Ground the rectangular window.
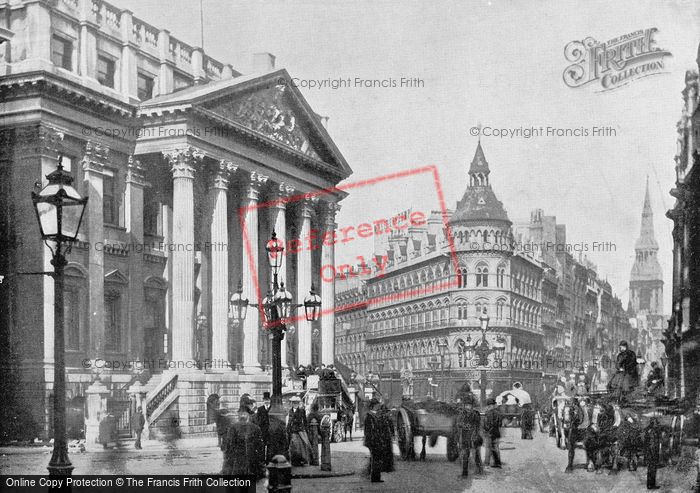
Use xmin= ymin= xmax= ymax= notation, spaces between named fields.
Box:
xmin=137 ymin=72 xmax=155 ymax=100
xmin=103 ymin=173 xmax=116 ymax=225
xmin=97 ymin=55 xmax=116 ymax=88
xmin=52 ymin=35 xmax=72 ymax=70
xmin=105 ymin=292 xmax=121 ymax=351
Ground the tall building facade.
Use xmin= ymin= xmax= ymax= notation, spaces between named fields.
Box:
xmin=629 ymin=180 xmax=666 ymax=365
xmin=0 ymin=0 xmax=351 ymax=441
xmin=665 ymin=49 xmax=700 ymax=400
xmin=360 ymin=142 xmax=547 ymax=402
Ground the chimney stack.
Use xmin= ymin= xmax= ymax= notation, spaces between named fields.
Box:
xmin=252 ymin=52 xmax=276 ymax=73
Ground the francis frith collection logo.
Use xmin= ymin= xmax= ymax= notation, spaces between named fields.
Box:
xmin=563 ymin=28 xmax=672 ymax=91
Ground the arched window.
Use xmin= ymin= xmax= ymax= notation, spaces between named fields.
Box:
xmin=497 ymin=265 xmax=506 ymax=288
xmin=496 ymin=299 xmax=505 ymax=319
xmin=476 ymin=263 xmax=489 ymax=287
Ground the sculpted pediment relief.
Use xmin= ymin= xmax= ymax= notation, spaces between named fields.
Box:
xmin=203 ymin=84 xmax=321 ymax=160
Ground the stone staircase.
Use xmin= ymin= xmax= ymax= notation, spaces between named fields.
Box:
xmin=143 ymin=372 xmax=180 ymax=440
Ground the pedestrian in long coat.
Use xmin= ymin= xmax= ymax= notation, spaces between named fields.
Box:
xmin=132 ymin=406 xmax=146 ymax=449
xmin=287 ymin=396 xmax=312 ymax=466
xmin=364 ymin=398 xmax=383 ymax=483
xmin=482 ymin=398 xmax=502 ymax=468
xmin=458 ymin=393 xmax=483 ymax=477
xmin=255 ymin=392 xmax=271 ymax=461
xmin=643 ymin=417 xmax=662 ymax=490
xmin=378 ymin=404 xmax=394 ymax=472
xmin=222 ymin=407 xmax=265 ymax=478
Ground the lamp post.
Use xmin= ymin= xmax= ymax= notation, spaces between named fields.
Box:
xmin=438 ymin=340 xmax=448 ymax=400
xmin=31 ymin=156 xmax=88 ymax=476
xmin=428 ymin=358 xmax=439 ymax=399
xmin=229 ymin=231 xmax=321 ymax=415
xmin=463 ymin=311 xmax=506 ymax=406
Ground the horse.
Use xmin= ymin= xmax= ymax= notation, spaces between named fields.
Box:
xmin=341 ymin=409 xmax=354 ymax=441
xmin=591 ymin=401 xmax=644 ymax=473
xmin=561 ymin=398 xmax=597 ymax=473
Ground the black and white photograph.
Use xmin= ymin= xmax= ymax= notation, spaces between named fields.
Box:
xmin=0 ymin=1 xmax=699 ymax=492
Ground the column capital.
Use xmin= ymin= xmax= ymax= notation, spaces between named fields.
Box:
xmin=81 ymin=140 xmax=110 ymax=174
xmin=211 ymin=159 xmax=238 ymax=190
xmin=244 ymin=171 xmax=269 ymax=200
xmin=300 ymin=194 xmax=319 ymax=218
xmin=13 ymin=124 xmax=64 ymax=157
xmin=163 ymin=146 xmax=205 ymax=179
xmin=320 ymin=201 xmax=341 ymax=226
xmin=272 ymin=182 xmax=296 ymax=208
xmin=126 ymin=155 xmax=148 ymax=187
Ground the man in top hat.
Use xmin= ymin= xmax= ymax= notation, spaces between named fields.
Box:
xmin=255 ymin=392 xmax=272 ymax=461
xmin=364 ymin=397 xmax=384 ymax=482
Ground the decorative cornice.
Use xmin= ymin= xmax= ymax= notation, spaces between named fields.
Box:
xmin=125 ymin=155 xmax=148 ymax=187
xmin=211 ymin=159 xmax=238 ymax=190
xmin=13 ymin=124 xmax=64 ymax=156
xmin=162 ymin=146 xmax=204 ymax=179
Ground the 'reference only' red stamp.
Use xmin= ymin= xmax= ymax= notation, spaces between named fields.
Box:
xmin=239 ymin=166 xmax=460 ymax=327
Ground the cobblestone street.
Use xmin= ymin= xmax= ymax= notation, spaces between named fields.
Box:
xmin=2 ymin=428 xmax=696 ymax=492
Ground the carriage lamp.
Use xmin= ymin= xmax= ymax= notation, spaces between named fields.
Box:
xmin=304 ymin=285 xmax=322 ymax=322
xmin=266 ymin=231 xmax=284 ymax=273
xmin=32 ymin=155 xmax=88 ymax=476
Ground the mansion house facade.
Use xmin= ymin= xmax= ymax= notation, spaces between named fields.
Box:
xmin=0 ymin=0 xmax=351 ymax=441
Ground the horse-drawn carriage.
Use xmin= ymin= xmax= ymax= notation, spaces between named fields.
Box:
xmin=394 ymin=399 xmax=461 ymax=462
xmin=549 ymin=389 xmax=688 ymax=473
xmin=282 ymin=373 xmax=355 ymax=443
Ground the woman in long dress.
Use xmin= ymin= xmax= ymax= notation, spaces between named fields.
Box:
xmin=287 ymin=396 xmax=313 ymax=466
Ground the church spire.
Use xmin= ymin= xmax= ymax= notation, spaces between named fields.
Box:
xmin=636 ymin=176 xmax=658 ymax=251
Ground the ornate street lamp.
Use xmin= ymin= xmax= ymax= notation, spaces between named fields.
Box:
xmin=229 ymin=231 xmax=322 ymax=414
xmin=31 ymin=156 xmax=88 ymax=476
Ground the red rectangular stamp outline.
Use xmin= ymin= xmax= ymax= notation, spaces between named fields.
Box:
xmin=239 ymin=165 xmax=460 ymax=326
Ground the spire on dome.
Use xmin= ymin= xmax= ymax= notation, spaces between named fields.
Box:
xmin=469 ymin=140 xmax=490 ymax=186
xmin=450 ymin=141 xmax=510 ymax=225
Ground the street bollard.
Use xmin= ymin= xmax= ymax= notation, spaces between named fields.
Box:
xmin=320 ymin=415 xmax=332 ymax=471
xmin=267 ymin=454 xmax=292 ymax=492
xmin=308 ymin=416 xmax=320 ymax=466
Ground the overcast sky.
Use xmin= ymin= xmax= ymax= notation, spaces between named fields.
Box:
xmin=119 ymin=0 xmax=700 ymax=310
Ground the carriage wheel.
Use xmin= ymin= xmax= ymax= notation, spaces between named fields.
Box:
xmin=446 ymin=430 xmax=460 ymax=462
xmin=331 ymin=421 xmax=344 ymax=443
xmin=396 ymin=408 xmax=414 ymax=460
xmin=669 ymin=415 xmax=684 ymax=457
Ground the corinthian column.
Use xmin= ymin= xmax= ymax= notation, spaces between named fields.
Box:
xmin=271 ymin=183 xmax=295 ymax=368
xmin=163 ymin=146 xmax=204 ymax=365
xmin=297 ymin=197 xmax=317 ymax=366
xmin=241 ymin=171 xmax=269 ymax=372
xmin=210 ymin=160 xmax=238 ymax=367
xmin=321 ymin=202 xmax=340 ymax=365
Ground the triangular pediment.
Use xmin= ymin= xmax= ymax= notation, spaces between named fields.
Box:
xmin=140 ymin=70 xmax=352 ymax=178
xmin=202 ymin=84 xmax=322 ymax=160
